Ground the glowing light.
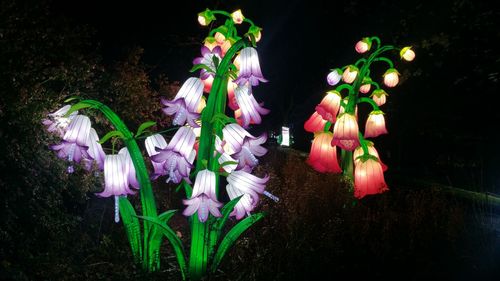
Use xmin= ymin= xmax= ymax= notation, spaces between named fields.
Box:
xmin=400 ymin=46 xmax=415 ymax=61
xmin=342 ymin=65 xmax=358 ymax=83
xmin=383 ymin=68 xmax=400 ymax=88
xmin=315 ymin=90 xmax=341 ymax=123
xmin=364 ymin=111 xmax=388 ymax=138
xmin=307 ymin=131 xmax=342 ymax=173
xmin=354 ymin=157 xmax=388 ymax=199
xmin=355 ymin=37 xmax=372 ymax=54
xmin=231 ymin=9 xmax=244 ymax=24
xmin=371 ymin=89 xmax=388 ymax=106
xmin=331 ymin=113 xmax=360 ymax=151
xmin=280 ymin=126 xmax=290 ymax=146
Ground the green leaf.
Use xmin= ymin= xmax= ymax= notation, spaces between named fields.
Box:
xmin=98 ymin=130 xmax=124 ymax=144
xmin=63 ymin=102 xmax=92 ymax=117
xmin=220 ymin=161 xmax=238 ymax=167
xmin=159 ymin=209 xmax=177 ymax=224
xmin=64 ymin=96 xmax=82 ymax=103
xmin=211 ymin=212 xmax=265 ymax=272
xmin=137 ymin=215 xmax=188 ymax=280
xmin=190 ymin=63 xmax=215 ymax=74
xmin=135 ymin=121 xmax=156 ymax=137
xmin=212 ymin=55 xmax=220 ymax=69
xmin=119 ymin=197 xmax=143 ymax=263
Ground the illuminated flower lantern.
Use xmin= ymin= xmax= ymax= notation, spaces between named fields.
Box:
xmin=400 ymin=46 xmax=416 ymax=61
xmin=327 ymin=68 xmax=343 ymax=86
xmin=161 ymin=77 xmax=203 ymax=127
xmin=359 ymin=77 xmax=372 ymax=94
xmin=144 ymin=134 xmax=168 ymax=179
xmin=315 ymin=90 xmax=341 ymax=123
xmin=234 ymin=47 xmax=268 ymax=86
xmin=371 ymin=89 xmax=388 ymax=106
xmin=304 ymin=112 xmax=327 ymax=133
xmin=183 ymin=169 xmax=222 ymax=222
xmin=383 ymin=68 xmax=400 ymax=87
xmin=197 ymin=9 xmax=216 ymax=26
xmin=342 ymin=65 xmax=358 ymax=83
xmin=233 ymin=84 xmax=269 ymax=127
xmin=51 ymin=115 xmax=92 ymax=173
xmin=83 ymin=128 xmax=106 ymax=171
xmin=97 ymin=154 xmax=136 ymax=197
xmin=355 ymin=37 xmax=372 ymax=54
xmin=231 ymin=9 xmax=244 ymax=24
xmin=119 ymin=147 xmax=140 ymax=189
xmin=307 ymin=132 xmax=342 ymax=173
xmin=222 ymin=123 xmax=267 ymax=171
xmin=354 ymin=156 xmax=388 ymax=199
xmin=227 ymin=80 xmax=239 ymax=110
xmin=203 ymin=37 xmax=218 ymax=51
xmin=43 ymin=105 xmax=78 ymax=138
xmin=226 ymin=170 xmax=268 ymax=219
xmin=353 ymin=142 xmax=388 ymax=171
xmin=364 ymin=111 xmax=388 ymax=138
xmin=331 ymin=113 xmax=360 ymax=151
xmin=248 ymin=25 xmax=262 ymax=42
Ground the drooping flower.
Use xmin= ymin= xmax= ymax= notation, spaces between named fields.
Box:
xmin=331 ymin=113 xmax=360 ymax=151
xmin=231 ymin=9 xmax=244 ymax=24
xmin=222 ymin=123 xmax=267 ymax=171
xmin=364 ymin=111 xmax=388 ymax=138
xmin=197 ymin=9 xmax=216 ymax=26
xmin=342 ymin=65 xmax=359 ymax=83
xmin=233 ymin=47 xmax=268 ymax=86
xmin=119 ymin=147 xmax=139 ymax=189
xmin=304 ymin=112 xmax=328 ymax=133
xmin=161 ymin=77 xmax=203 ymax=127
xmin=400 ymin=46 xmax=415 ymax=61
xmin=315 ymin=90 xmax=341 ymax=123
xmin=42 ymin=105 xmax=78 ymax=138
xmin=145 ymin=134 xmax=168 ymax=179
xmin=383 ymin=68 xmax=400 ymax=88
xmin=182 ymin=169 xmax=222 ymax=222
xmin=353 ymin=142 xmax=388 ymax=171
xmin=51 ymin=115 xmax=92 ymax=173
xmin=227 ymin=80 xmax=240 ymax=111
xmin=97 ymin=154 xmax=135 ymax=197
xmin=359 ymin=77 xmax=372 ymax=94
xmin=193 ymin=46 xmax=222 ymax=80
xmin=248 ymin=25 xmax=262 ymax=42
xmin=307 ymin=132 xmax=342 ymax=173
xmin=371 ymin=89 xmax=388 ymax=106
xmin=151 ymin=127 xmax=196 ymax=184
xmin=355 ymin=37 xmax=372 ymax=54
xmin=234 ymin=83 xmax=270 ymax=128
xmin=327 ymin=69 xmax=343 ymax=86
xmin=203 ymin=37 xmax=218 ymax=51
xmin=226 ymin=170 xmax=269 ymax=219
xmin=83 ymin=128 xmax=106 ymax=171
xmin=354 ymin=156 xmax=388 ymax=199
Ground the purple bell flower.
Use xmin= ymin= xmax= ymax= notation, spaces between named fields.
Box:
xmin=192 ymin=46 xmax=222 ymax=80
xmin=161 ymin=77 xmax=204 ymax=127
xmin=234 ymin=83 xmax=270 ymax=128
xmin=233 ymin=47 xmax=268 ymax=86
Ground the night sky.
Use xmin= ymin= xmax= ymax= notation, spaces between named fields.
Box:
xmin=50 ymin=0 xmax=499 ymax=191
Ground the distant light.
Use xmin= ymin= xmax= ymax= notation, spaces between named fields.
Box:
xmin=280 ymin=126 xmax=290 ymax=146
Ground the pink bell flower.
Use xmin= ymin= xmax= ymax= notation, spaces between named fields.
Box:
xmin=307 ymin=132 xmax=342 ymax=173
xmin=354 ymin=156 xmax=388 ymax=199
xmin=364 ymin=111 xmax=388 ymax=138
xmin=331 ymin=113 xmax=360 ymax=151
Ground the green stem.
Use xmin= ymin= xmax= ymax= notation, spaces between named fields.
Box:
xmin=76 ymin=100 xmax=158 ymax=271
xmin=357 ymin=97 xmax=381 ymax=111
xmin=373 ymin=56 xmax=394 ymax=68
xmin=189 ymin=38 xmax=250 ymax=281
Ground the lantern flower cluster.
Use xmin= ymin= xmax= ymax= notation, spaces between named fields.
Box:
xmin=305 ymin=36 xmax=414 ymax=199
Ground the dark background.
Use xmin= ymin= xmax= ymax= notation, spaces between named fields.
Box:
xmin=49 ymin=0 xmax=500 ymax=192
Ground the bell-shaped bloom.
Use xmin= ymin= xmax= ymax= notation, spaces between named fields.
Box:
xmin=42 ymin=105 xmax=78 ymax=138
xmin=315 ymin=90 xmax=341 ymax=123
xmin=234 ymin=84 xmax=270 ymax=128
xmin=342 ymin=65 xmax=358 ymax=84
xmin=183 ymin=194 xmax=222 ymax=223
xmin=222 ymin=123 xmax=267 ymax=171
xmin=364 ymin=111 xmax=388 ymax=138
xmin=52 ymin=115 xmax=92 ymax=173
xmin=248 ymin=25 xmax=262 ymax=42
xmin=331 ymin=113 xmax=360 ymax=151
xmin=383 ymin=68 xmax=400 ymax=88
xmin=145 ymin=134 xmax=168 ymax=179
xmin=119 ymin=148 xmax=139 ymax=189
xmin=161 ymin=77 xmax=203 ymax=127
xmin=353 ymin=143 xmax=388 ymax=171
xmin=304 ymin=112 xmax=327 ymax=133
xmin=218 ymin=152 xmax=238 ymax=173
xmin=203 ymin=37 xmax=218 ymax=51
xmin=202 ymin=76 xmax=213 ymax=93
xmin=197 ymin=9 xmax=216 ymax=26
xmin=214 ymin=32 xmax=226 ymax=44
xmin=355 ymin=37 xmax=372 ymax=54
xmin=359 ymin=77 xmax=372 ymax=94
xmin=151 ymin=127 xmax=196 ymax=184
xmin=226 ymin=170 xmax=269 ymax=220
xmin=83 ymin=128 xmax=106 ymax=171
xmin=183 ymin=170 xmax=222 ymax=222
xmin=371 ymin=89 xmax=388 ymax=106
xmin=97 ymin=154 xmax=135 ymax=197
xmin=227 ymin=80 xmax=239 ymax=110
xmin=233 ymin=47 xmax=268 ymax=86
xmin=400 ymin=46 xmax=415 ymax=61
xmin=327 ymin=69 xmax=343 ymax=86
xmin=354 ymin=156 xmax=388 ymax=199
xmin=231 ymin=9 xmax=244 ymax=24
xmin=307 ymin=132 xmax=342 ymax=173
xmin=193 ymin=46 xmax=222 ymax=80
